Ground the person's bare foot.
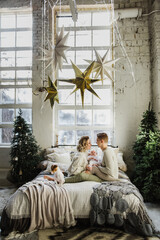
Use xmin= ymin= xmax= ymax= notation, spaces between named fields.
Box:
xmin=85 ymin=170 xmax=92 ymax=174
xmin=44 ymin=175 xmax=49 ymax=179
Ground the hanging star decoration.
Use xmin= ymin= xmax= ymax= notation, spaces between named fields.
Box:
xmin=44 ymin=76 xmax=59 ymax=108
xmin=59 ymin=61 xmax=101 ymax=107
xmin=40 ymin=27 xmax=70 ymax=70
xmin=85 ymin=49 xmax=120 ymax=84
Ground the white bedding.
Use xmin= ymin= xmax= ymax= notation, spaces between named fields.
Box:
xmin=63 ymin=181 xmax=101 ymax=218
xmin=36 ymin=175 xmax=101 ymax=218
xmin=6 ymin=175 xmax=100 ymax=220
xmin=6 ymin=176 xmax=140 ymax=220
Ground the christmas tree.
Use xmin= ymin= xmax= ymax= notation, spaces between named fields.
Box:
xmin=10 ymin=109 xmax=42 ymax=185
xmin=133 ymin=103 xmax=160 ymax=202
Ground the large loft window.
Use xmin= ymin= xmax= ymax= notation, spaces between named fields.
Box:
xmin=54 ymin=5 xmax=114 ymax=145
xmin=0 ymin=9 xmax=32 ymax=145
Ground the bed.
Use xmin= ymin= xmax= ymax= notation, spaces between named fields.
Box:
xmin=0 ymin=146 xmax=157 ymax=237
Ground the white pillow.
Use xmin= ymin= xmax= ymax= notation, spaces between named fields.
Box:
xmin=45 ymin=147 xmax=66 ymax=155
xmin=47 ymin=152 xmax=71 ymax=164
xmin=117 ymin=152 xmax=127 ymax=172
xmin=45 ymin=148 xmax=55 ymax=155
xmin=64 ymin=146 xmax=77 ymax=152
xmin=46 ymin=161 xmax=69 ymax=172
xmin=53 ymin=148 xmax=67 ymax=154
xmin=46 ymin=152 xmax=56 ymax=161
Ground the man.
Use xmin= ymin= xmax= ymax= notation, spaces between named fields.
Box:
xmin=87 ymin=133 xmax=119 ymax=181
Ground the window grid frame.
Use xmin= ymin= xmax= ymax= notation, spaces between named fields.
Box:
xmin=0 ymin=9 xmax=32 ymax=145
xmin=54 ymin=4 xmax=114 ymax=145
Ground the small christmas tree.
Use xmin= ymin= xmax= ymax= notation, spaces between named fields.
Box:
xmin=10 ymin=109 xmax=42 ymax=185
xmin=133 ymin=103 xmax=160 ymax=202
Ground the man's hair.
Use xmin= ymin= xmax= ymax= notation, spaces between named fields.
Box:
xmin=97 ymin=133 xmax=108 ymax=143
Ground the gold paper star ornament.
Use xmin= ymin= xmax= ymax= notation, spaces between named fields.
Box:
xmin=59 ymin=61 xmax=101 ymax=106
xmin=40 ymin=27 xmax=70 ymax=70
xmin=44 ymin=76 xmax=59 ymax=108
xmin=85 ymin=49 xmax=120 ymax=84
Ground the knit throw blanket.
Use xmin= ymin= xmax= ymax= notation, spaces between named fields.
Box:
xmin=90 ymin=180 xmax=156 ymax=237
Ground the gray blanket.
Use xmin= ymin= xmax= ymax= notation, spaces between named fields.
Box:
xmin=90 ymin=179 xmax=156 ymax=237
xmin=19 ymin=179 xmax=76 ymax=231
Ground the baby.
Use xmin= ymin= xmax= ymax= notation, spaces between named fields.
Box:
xmin=87 ymin=150 xmax=99 ymax=166
xmin=86 ymin=149 xmax=102 ymax=173
xmin=44 ymin=164 xmax=65 ymax=186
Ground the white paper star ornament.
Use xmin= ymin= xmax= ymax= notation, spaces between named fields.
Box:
xmin=40 ymin=27 xmax=70 ymax=71
xmin=85 ymin=49 xmax=120 ymax=84
xmin=55 ymin=27 xmax=70 ymax=70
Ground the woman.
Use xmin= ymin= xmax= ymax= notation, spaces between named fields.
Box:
xmin=68 ymin=136 xmax=91 ymax=176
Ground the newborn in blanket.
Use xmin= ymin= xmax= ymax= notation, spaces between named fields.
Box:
xmin=86 ymin=149 xmax=102 ymax=172
xmin=87 ymin=150 xmax=99 ymax=166
xmin=44 ymin=164 xmax=65 ymax=186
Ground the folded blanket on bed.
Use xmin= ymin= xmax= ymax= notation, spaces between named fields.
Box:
xmin=19 ymin=179 xmax=76 ymax=231
xmin=90 ymin=180 xmax=156 ymax=237
xmin=1 ymin=178 xmax=76 ymax=236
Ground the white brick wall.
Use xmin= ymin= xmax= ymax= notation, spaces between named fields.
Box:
xmin=114 ymin=0 xmax=151 ymax=175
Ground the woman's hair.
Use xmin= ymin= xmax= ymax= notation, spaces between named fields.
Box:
xmin=77 ymin=136 xmax=89 ymax=152
xmin=97 ymin=133 xmax=108 ymax=143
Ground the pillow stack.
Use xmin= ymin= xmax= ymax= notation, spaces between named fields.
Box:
xmin=43 ymin=147 xmax=74 ymax=173
xmin=39 ymin=146 xmax=127 ymax=174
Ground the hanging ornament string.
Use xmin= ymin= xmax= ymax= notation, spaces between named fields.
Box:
xmin=114 ymin=20 xmax=136 ymax=84
xmin=42 ymin=0 xmax=46 ymax=88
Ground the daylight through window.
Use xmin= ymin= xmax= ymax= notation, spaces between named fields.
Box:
xmin=54 ymin=5 xmax=114 ymax=145
xmin=0 ymin=9 xmax=32 ymax=145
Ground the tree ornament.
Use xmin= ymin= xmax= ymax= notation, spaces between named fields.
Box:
xmin=59 ymin=61 xmax=101 ymax=106
xmin=44 ymin=76 xmax=59 ymax=108
xmin=85 ymin=49 xmax=120 ymax=84
xmin=40 ymin=27 xmax=70 ymax=70
xmin=19 ymin=169 xmax=22 ymax=176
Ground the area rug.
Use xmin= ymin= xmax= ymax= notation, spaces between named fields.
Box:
xmin=38 ymin=226 xmax=160 ymax=240
xmin=2 ymin=226 xmax=159 ymax=240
